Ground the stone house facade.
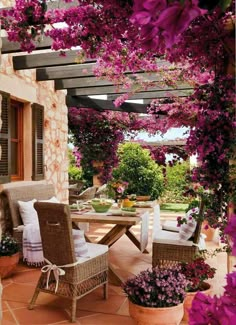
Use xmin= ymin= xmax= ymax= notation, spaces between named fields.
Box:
xmin=0 ymin=11 xmax=69 ymax=234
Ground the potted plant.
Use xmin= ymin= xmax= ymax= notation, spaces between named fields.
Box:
xmin=0 ymin=233 xmax=20 ymax=278
xmin=178 ymin=257 xmax=216 ymax=321
xmin=122 ymin=266 xmax=189 ymax=325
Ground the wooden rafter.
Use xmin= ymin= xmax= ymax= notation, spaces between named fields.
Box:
xmin=13 ymin=51 xmax=96 ymax=70
xmin=1 ymin=36 xmax=52 ymax=54
xmin=107 ymin=89 xmax=192 ymax=100
xmin=66 ymin=96 xmax=150 ymax=113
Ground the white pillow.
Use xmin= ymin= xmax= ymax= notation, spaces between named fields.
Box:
xmin=38 ymin=196 xmax=60 ymax=203
xmin=72 ymin=229 xmax=90 ymax=258
xmin=18 ymin=199 xmax=38 ymax=226
xmin=179 ymin=208 xmax=199 ymax=241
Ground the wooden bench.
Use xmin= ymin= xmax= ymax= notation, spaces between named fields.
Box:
xmin=0 ymin=183 xmax=55 ymax=253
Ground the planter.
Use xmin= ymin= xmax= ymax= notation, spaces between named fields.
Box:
xmin=129 ymin=300 xmax=184 ymax=325
xmin=0 ymin=252 xmax=20 ymax=279
xmin=136 ymin=195 xmax=151 ymax=202
xmin=183 ymin=282 xmax=212 ymax=322
xmin=201 ymin=221 xmax=215 ymax=241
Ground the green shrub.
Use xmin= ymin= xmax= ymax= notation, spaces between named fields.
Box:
xmin=162 ymin=161 xmax=190 ymax=203
xmin=112 ymin=143 xmax=164 ymax=200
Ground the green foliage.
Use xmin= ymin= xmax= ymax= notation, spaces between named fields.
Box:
xmin=68 ymin=148 xmax=83 ymax=181
xmin=0 ymin=233 xmax=19 ymax=256
xmin=112 ymin=143 xmax=164 ymax=200
xmin=162 ymin=161 xmax=191 ymax=203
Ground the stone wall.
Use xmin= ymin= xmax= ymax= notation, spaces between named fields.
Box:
xmin=0 ymin=54 xmax=69 ymax=202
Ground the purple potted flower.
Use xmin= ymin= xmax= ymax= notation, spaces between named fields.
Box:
xmin=122 ymin=266 xmax=189 ymax=325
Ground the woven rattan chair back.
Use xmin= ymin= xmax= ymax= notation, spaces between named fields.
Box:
xmin=1 ymin=184 xmax=55 ymax=229
xmin=34 ymin=202 xmax=76 ymax=266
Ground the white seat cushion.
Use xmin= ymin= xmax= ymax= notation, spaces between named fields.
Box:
xmin=162 ymin=220 xmax=179 ymax=232
xmin=77 ymin=243 xmax=108 ymax=263
xmin=153 ymin=230 xmax=194 ymax=246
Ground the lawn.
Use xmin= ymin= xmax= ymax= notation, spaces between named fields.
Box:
xmin=160 ymin=203 xmax=188 ymax=213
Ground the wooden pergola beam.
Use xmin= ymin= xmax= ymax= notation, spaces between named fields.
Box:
xmin=107 ymin=89 xmax=192 ymax=100
xmin=66 ymin=96 xmax=149 ymax=113
xmin=12 ymin=50 xmax=96 ymax=70
xmin=36 ymin=63 xmax=96 ymax=80
xmin=40 ymin=69 xmax=165 ymax=82
xmin=1 ymin=36 xmax=52 ymax=54
xmin=55 ymin=75 xmax=186 ymax=90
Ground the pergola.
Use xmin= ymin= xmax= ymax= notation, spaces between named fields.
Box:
xmin=1 ymin=35 xmax=192 ymax=114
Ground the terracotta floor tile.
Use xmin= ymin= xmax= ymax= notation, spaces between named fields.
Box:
xmin=76 ymin=293 xmax=126 ymax=314
xmin=5 ymin=301 xmax=28 ymax=310
xmin=2 ymin=310 xmax=17 ymax=324
xmin=2 ymin=283 xmax=35 ymax=303
xmin=11 ymin=305 xmax=69 ymax=324
xmin=11 ymin=269 xmax=41 ymax=284
xmin=78 ymin=313 xmax=136 ymax=325
xmin=116 ymin=297 xmax=129 ymax=316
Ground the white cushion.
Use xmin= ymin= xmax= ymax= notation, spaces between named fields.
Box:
xmin=38 ymin=196 xmax=60 ymax=203
xmin=18 ymin=199 xmax=38 ymax=226
xmin=77 ymin=243 xmax=108 ymax=263
xmin=72 ymin=229 xmax=89 ymax=258
xmin=153 ymin=230 xmax=194 ymax=246
xmin=162 ymin=220 xmax=179 ymax=232
xmin=179 ymin=208 xmax=198 ymax=241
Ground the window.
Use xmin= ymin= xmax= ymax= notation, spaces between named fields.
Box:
xmin=10 ymin=100 xmax=24 ymax=181
xmin=0 ymin=91 xmax=44 ymax=183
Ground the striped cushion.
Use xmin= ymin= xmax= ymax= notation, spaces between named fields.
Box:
xmin=72 ymin=229 xmax=90 ymax=258
xmin=179 ymin=208 xmax=198 ymax=241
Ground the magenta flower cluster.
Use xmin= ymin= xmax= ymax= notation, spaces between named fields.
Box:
xmin=225 ymin=214 xmax=236 ymax=255
xmin=178 ymin=257 xmax=216 ymax=292
xmin=122 ymin=266 xmax=189 ymax=308
xmin=189 ymin=271 xmax=236 ymax=325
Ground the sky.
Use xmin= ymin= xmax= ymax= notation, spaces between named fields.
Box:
xmin=134 ymin=127 xmax=189 ymax=142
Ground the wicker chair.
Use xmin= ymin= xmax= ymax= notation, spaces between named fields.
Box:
xmin=29 ymin=202 xmax=108 ymax=322
xmin=152 ymin=201 xmax=205 ymax=268
xmin=75 ymin=186 xmax=98 ymax=201
xmin=0 ymin=184 xmax=55 ymax=252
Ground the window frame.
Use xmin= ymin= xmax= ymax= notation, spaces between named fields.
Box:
xmin=10 ymin=99 xmax=24 ymax=181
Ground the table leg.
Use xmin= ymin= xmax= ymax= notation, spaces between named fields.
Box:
xmin=125 ymin=228 xmax=149 ymax=254
xmin=98 ymin=225 xmax=127 ymax=247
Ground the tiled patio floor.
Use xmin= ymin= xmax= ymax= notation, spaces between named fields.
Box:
xmin=2 ymin=214 xmax=228 ymax=324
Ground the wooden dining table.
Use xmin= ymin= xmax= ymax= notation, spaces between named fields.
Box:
xmin=71 ymin=208 xmax=150 ymax=285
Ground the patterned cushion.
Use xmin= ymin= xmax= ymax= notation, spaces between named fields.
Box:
xmin=179 ymin=208 xmax=199 ymax=241
xmin=72 ymin=229 xmax=90 ymax=258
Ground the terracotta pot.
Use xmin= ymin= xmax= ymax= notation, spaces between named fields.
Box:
xmin=129 ymin=300 xmax=184 ymax=325
xmin=0 ymin=252 xmax=20 ymax=279
xmin=183 ymin=282 xmax=212 ymax=322
xmin=201 ymin=221 xmax=215 ymax=241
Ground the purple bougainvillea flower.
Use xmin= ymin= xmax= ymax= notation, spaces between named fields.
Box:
xmin=156 ymin=1 xmax=206 ymax=47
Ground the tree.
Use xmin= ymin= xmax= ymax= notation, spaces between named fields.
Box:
xmin=162 ymin=161 xmax=191 ymax=203
xmin=112 ymin=143 xmax=164 ymax=200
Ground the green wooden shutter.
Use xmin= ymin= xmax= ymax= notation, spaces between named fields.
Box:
xmin=32 ymin=103 xmax=45 ymax=180
xmin=0 ymin=91 xmax=11 ymax=183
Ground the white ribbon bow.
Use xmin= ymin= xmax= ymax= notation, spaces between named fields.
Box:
xmin=41 ymin=258 xmax=81 ymax=293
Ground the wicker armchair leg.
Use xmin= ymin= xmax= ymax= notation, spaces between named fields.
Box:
xmin=71 ymin=297 xmax=77 ymax=323
xmin=103 ymin=282 xmax=108 ymax=299
xmin=28 ymin=288 xmax=40 ymax=310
